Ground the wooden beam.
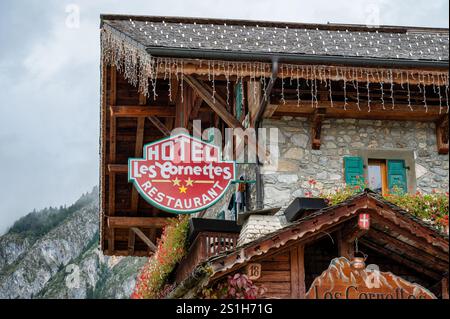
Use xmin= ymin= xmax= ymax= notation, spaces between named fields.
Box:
xmin=130 ymin=116 xmax=145 ymax=213
xmin=148 ymin=228 xmax=157 ymax=254
xmin=247 ymin=80 xmax=262 ymax=126
xmin=274 ymin=101 xmax=445 ymax=121
xmin=369 ymin=227 xmax=448 ymax=270
xmin=108 ymin=66 xmax=117 ymax=217
xmin=148 ymin=116 xmax=171 ymax=136
xmin=360 ymin=239 xmax=442 ymax=281
xmin=341 ymin=221 xmax=369 ymax=244
xmin=100 ymin=62 xmax=107 ymax=252
xmin=263 ymin=104 xmax=279 ymax=118
xmin=436 ymin=115 xmax=449 ymax=154
xmin=128 ymin=229 xmax=135 ymax=255
xmin=311 ymin=108 xmax=326 ymax=150
xmin=337 ymin=229 xmax=355 ymax=259
xmin=152 ymin=61 xmax=445 ymax=85
xmin=107 ymin=66 xmax=117 ymax=255
xmin=131 ymin=227 xmax=157 ymax=252
xmin=298 ymin=245 xmax=306 ymax=299
xmin=184 ymin=75 xmax=244 ymax=129
xmin=107 ymin=164 xmax=128 ymax=174
xmin=370 ymin=209 xmax=449 ymax=255
xmin=110 ymin=106 xmax=176 ymax=117
xmin=290 ymin=247 xmax=300 ymax=299
xmin=107 ymin=216 xmax=170 ymax=228
xmin=190 ymin=96 xmax=204 ymax=120
xmin=442 ymin=277 xmax=449 ymax=299
xmin=108 ymin=228 xmax=115 ymax=254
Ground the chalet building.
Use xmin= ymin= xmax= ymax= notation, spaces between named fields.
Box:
xmin=99 ymin=15 xmax=449 ymax=298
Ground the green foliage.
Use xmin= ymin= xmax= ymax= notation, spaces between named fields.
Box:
xmin=131 ymin=215 xmax=190 ymax=299
xmin=321 ymin=183 xmax=449 ymax=230
xmin=8 ymin=188 xmax=97 ymax=239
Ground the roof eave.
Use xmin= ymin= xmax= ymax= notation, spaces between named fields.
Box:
xmin=145 ymin=46 xmax=449 ymax=70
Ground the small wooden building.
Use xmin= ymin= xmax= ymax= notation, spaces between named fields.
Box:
xmin=169 ymin=190 xmax=449 ymax=299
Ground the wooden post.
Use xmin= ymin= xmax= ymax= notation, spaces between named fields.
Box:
xmin=337 ymin=230 xmax=355 ymax=259
xmin=290 ymin=247 xmax=300 ymax=299
xmin=108 ymin=66 xmax=117 ymax=254
xmin=247 ymin=80 xmax=261 ymax=126
xmin=436 ymin=115 xmax=449 ymax=154
xmin=442 ymin=277 xmax=449 ymax=299
xmin=298 ymin=245 xmax=306 ymax=299
xmin=311 ymin=108 xmax=326 ymax=150
xmin=290 ymin=244 xmax=306 ymax=299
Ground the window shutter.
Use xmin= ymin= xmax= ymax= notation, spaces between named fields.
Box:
xmin=387 ymin=160 xmax=408 ymax=194
xmin=344 ymin=157 xmax=364 ymax=186
xmin=235 ymin=81 xmax=243 ymax=120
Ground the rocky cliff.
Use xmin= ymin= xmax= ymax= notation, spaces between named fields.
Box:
xmin=0 ymin=188 xmax=147 ymax=299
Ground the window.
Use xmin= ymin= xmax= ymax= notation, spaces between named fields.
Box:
xmin=344 ymin=152 xmax=411 ymax=194
xmin=367 ymin=160 xmax=387 ymax=195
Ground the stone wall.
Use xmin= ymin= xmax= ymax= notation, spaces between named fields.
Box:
xmin=261 ymin=117 xmax=449 ymax=211
xmin=237 ymin=214 xmax=284 ymax=246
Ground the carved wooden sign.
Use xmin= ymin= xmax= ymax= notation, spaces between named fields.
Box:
xmin=246 ymin=263 xmax=262 ymax=281
xmin=306 ymin=257 xmax=436 ymax=299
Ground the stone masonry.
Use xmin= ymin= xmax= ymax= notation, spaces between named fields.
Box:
xmin=261 ymin=117 xmax=449 ymax=211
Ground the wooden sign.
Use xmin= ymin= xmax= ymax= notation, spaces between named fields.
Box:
xmin=129 ymin=133 xmax=235 ymax=214
xmin=306 ymin=257 xmax=436 ymax=299
xmin=246 ymin=263 xmax=262 ymax=281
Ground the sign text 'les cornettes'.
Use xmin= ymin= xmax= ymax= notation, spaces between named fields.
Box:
xmin=129 ymin=134 xmax=235 ymax=214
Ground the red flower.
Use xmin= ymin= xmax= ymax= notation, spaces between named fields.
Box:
xmin=308 ymin=179 xmax=317 ymax=186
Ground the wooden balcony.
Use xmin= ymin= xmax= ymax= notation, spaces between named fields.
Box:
xmin=176 ymin=231 xmax=240 ymax=283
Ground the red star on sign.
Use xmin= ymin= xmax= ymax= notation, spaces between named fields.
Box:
xmin=358 ymin=213 xmax=370 ymax=230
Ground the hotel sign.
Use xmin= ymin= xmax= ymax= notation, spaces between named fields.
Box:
xmin=129 ymin=134 xmax=235 ymax=214
xmin=306 ymin=257 xmax=436 ymax=299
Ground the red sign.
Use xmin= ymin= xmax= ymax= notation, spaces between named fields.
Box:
xmin=358 ymin=213 xmax=371 ymax=230
xmin=129 ymin=134 xmax=235 ymax=214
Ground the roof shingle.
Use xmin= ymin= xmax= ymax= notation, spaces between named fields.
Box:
xmin=102 ymin=15 xmax=449 ymax=62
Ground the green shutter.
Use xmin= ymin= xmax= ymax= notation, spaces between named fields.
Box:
xmin=387 ymin=160 xmax=407 ymax=194
xmin=235 ymin=81 xmax=243 ymax=120
xmin=344 ymin=157 xmax=364 ymax=186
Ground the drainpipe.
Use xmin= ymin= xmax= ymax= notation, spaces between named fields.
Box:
xmin=254 ymin=59 xmax=279 ymax=210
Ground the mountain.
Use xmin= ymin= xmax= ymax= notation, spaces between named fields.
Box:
xmin=0 ymin=187 xmax=147 ymax=299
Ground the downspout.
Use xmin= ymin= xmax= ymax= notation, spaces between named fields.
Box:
xmin=254 ymin=59 xmax=279 ymax=210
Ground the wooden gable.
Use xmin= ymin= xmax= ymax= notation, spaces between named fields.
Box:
xmin=186 ymin=191 xmax=449 ymax=299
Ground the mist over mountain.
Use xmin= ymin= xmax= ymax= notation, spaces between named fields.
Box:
xmin=0 ymin=187 xmax=146 ymax=299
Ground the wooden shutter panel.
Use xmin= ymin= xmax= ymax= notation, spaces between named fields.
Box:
xmin=235 ymin=81 xmax=243 ymax=120
xmin=387 ymin=160 xmax=408 ymax=194
xmin=344 ymin=157 xmax=364 ymax=186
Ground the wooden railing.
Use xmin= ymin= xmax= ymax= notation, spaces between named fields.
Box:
xmin=176 ymin=232 xmax=240 ymax=283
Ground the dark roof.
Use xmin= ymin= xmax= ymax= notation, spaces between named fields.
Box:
xmin=206 ymin=189 xmax=448 ymax=272
xmin=101 ymin=14 xmax=449 ymax=63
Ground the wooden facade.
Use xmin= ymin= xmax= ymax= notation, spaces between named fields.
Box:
xmin=171 ymin=191 xmax=448 ymax=299
xmin=100 ymin=15 xmax=448 ymax=261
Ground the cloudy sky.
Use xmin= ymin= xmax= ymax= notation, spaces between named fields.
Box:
xmin=0 ymin=0 xmax=448 ymax=234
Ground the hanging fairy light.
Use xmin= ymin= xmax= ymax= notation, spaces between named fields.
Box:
xmin=101 ymin=23 xmax=449 ymax=114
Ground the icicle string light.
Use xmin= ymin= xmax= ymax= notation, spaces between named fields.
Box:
xmin=101 ymin=25 xmax=449 ymax=112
